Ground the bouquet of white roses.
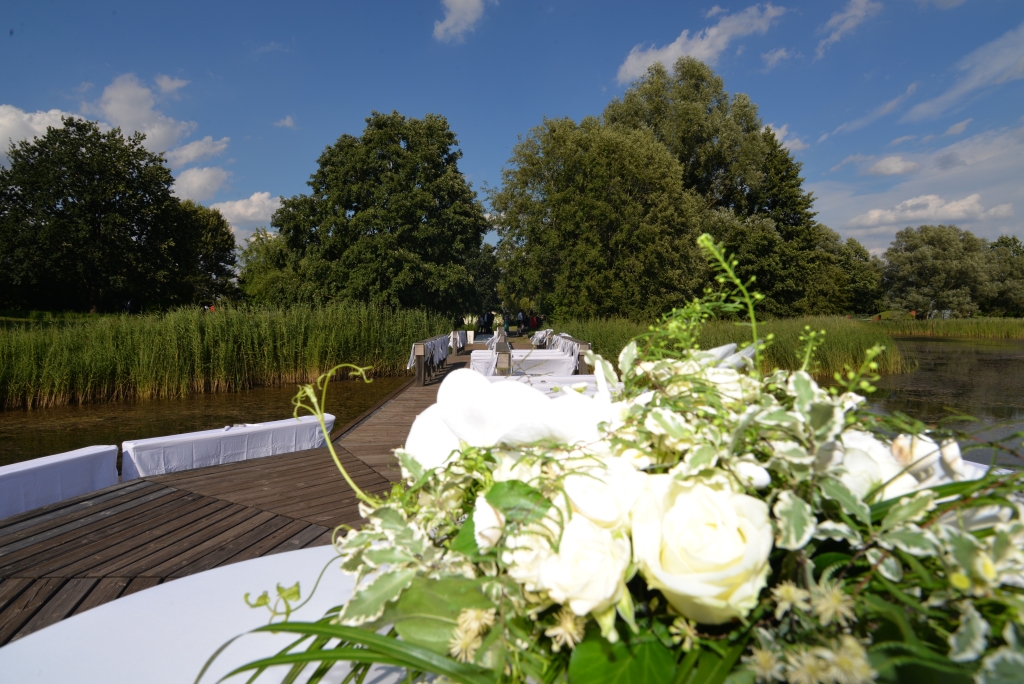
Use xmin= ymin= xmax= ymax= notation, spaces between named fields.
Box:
xmin=221 ymin=236 xmax=1024 ymax=684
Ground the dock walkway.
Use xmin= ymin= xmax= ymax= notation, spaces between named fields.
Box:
xmin=0 ymin=354 xmax=469 ymax=644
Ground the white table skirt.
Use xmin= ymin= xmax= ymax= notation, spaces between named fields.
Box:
xmin=0 ymin=446 xmax=118 ymax=520
xmin=405 ymin=335 xmax=450 ymax=370
xmin=510 ymin=350 xmax=577 ymax=376
xmin=0 ymin=545 xmax=401 ymax=684
xmin=121 ymin=415 xmax=335 ymax=481
xmin=470 ymin=350 xmax=499 ymax=376
xmin=487 ymin=375 xmax=600 ymax=397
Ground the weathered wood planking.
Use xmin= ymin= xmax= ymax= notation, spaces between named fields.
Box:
xmin=0 ymin=354 xmax=465 ymax=644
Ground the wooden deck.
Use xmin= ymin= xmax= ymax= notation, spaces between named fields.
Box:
xmin=0 ymin=354 xmax=467 ymax=645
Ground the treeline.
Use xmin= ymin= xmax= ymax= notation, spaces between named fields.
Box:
xmin=0 ymin=119 xmax=236 ymax=313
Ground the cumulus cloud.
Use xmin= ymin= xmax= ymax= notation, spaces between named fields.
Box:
xmin=155 ymin=75 xmax=189 ymax=95
xmin=433 ymin=0 xmax=487 ymax=43
xmin=766 ymin=123 xmax=808 ymax=151
xmin=616 ymin=4 xmax=786 ymax=84
xmin=211 ymin=191 xmax=282 ymax=229
xmin=905 ymin=22 xmax=1024 ymax=121
xmin=944 ymin=118 xmax=972 ymax=136
xmin=890 ymin=135 xmax=917 ymax=146
xmin=819 ymin=83 xmax=917 ymax=141
xmin=164 ymin=136 xmax=229 ymax=167
xmin=816 ymin=0 xmax=882 ymax=59
xmin=867 ymin=156 xmax=921 ymax=175
xmin=848 ymin=193 xmax=1012 ymax=228
xmin=83 ymin=74 xmax=196 ymax=152
xmin=762 ymin=47 xmax=793 ymax=70
xmin=273 ymin=115 xmax=295 ymax=128
xmin=172 ymin=167 xmax=231 ymax=202
xmin=0 ymin=105 xmax=76 ymax=164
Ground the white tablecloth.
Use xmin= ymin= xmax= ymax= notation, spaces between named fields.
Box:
xmin=0 ymin=545 xmax=400 ymax=684
xmin=0 ymin=446 xmax=118 ymax=520
xmin=548 ymin=333 xmax=581 ymax=361
xmin=450 ymin=330 xmax=467 ymax=351
xmin=470 ymin=350 xmax=499 ymax=376
xmin=487 ymin=375 xmax=600 ymax=397
xmin=510 ymin=349 xmax=577 ymax=376
xmin=530 ymin=329 xmax=554 ymax=347
xmin=405 ymin=334 xmax=450 ymax=370
xmin=121 ymin=415 xmax=335 ymax=481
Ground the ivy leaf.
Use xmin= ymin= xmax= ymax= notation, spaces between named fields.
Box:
xmin=814 ymin=520 xmax=863 ymax=546
xmin=486 ymin=480 xmax=552 ymax=524
xmin=948 ymin=601 xmax=991 ymax=663
xmin=878 ymin=524 xmax=939 ymax=558
xmin=338 ymin=568 xmax=416 ymax=626
xmin=568 ymin=630 xmax=676 ymax=684
xmin=880 ymin=491 xmax=937 ymax=532
xmin=773 ymin=491 xmax=816 ymax=551
xmin=819 ymin=477 xmax=871 ymax=525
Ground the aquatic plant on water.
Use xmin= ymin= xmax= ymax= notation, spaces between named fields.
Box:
xmin=212 ymin=235 xmax=1024 ymax=683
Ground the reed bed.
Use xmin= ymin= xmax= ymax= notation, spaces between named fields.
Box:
xmin=554 ymin=315 xmax=911 ymax=378
xmin=878 ymin=318 xmax=1024 ymax=339
xmin=0 ymin=303 xmax=449 ymax=409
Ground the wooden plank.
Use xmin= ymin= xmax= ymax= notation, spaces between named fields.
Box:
xmin=12 ymin=578 xmax=98 ymax=640
xmin=138 ymin=509 xmax=277 ymax=578
xmin=0 ymin=578 xmax=64 ymax=645
xmin=168 ymin=514 xmax=292 ymax=578
xmin=329 ymin=377 xmax=416 ymax=440
xmin=306 ymin=529 xmax=335 ymax=548
xmin=0 ymin=480 xmax=151 ymax=536
xmin=71 ymin=577 xmax=128 ymax=616
xmin=121 ymin=576 xmax=160 ymax=597
xmin=266 ymin=524 xmax=328 ymax=555
xmin=0 ymin=578 xmax=33 ymax=614
xmin=218 ymin=519 xmax=310 ymax=567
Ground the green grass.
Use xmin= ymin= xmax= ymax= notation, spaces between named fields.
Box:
xmin=553 ymin=315 xmax=911 ymax=378
xmin=878 ymin=318 xmax=1024 ymax=339
xmin=0 ymin=303 xmax=449 ymax=409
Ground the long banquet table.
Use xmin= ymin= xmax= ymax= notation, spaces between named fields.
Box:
xmin=0 ymin=445 xmax=119 ymax=519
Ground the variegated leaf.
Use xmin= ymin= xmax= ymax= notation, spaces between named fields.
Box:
xmin=949 ymin=601 xmax=991 ymax=663
xmin=880 ymin=490 xmax=937 ymax=532
xmin=773 ymin=491 xmax=816 ymax=551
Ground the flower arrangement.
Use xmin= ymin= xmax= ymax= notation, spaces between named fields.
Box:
xmin=218 ymin=236 xmax=1024 ymax=684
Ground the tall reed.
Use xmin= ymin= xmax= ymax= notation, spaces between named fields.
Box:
xmin=878 ymin=318 xmax=1024 ymax=339
xmin=553 ymin=315 xmax=911 ymax=378
xmin=0 ymin=303 xmax=449 ymax=409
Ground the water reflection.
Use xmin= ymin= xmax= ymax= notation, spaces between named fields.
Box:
xmin=0 ymin=376 xmax=409 ymax=468
xmin=870 ymin=337 xmax=1024 ymax=466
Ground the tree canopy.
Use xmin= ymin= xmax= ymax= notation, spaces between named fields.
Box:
xmin=0 ymin=117 xmax=236 ymax=311
xmin=249 ymin=111 xmax=488 ymax=316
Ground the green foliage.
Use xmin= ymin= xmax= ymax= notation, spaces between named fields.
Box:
xmin=0 ymin=117 xmax=236 ymax=311
xmin=490 ymin=116 xmax=706 ymax=319
xmin=879 ymin=317 xmax=1024 ymax=338
xmin=0 ymin=302 xmax=447 ymax=408
xmin=254 ymin=110 xmax=487 ymax=316
xmin=568 ymin=630 xmax=676 ymax=684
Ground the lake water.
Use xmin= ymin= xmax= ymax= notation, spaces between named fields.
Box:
xmin=871 ymin=337 xmax=1024 ymax=466
xmin=0 ymin=376 xmax=409 ymax=468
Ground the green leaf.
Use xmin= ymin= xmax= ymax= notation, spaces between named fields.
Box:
xmin=813 ymin=520 xmax=863 ymax=546
xmin=978 ymin=647 xmax=1024 ymax=684
xmin=772 ymin=491 xmax=816 ymax=551
xmin=450 ymin=516 xmax=484 ymax=560
xmin=486 ymin=480 xmax=552 ymax=524
xmin=338 ymin=568 xmax=415 ymax=626
xmin=363 ymin=547 xmax=417 ymax=567
xmin=619 ymin=341 xmax=637 ymax=376
xmin=878 ymin=525 xmax=938 ymax=558
xmin=866 ymin=549 xmax=903 ymax=582
xmin=389 ymin=576 xmax=494 ymax=654
xmin=689 ymin=634 xmax=751 ymax=684
xmin=277 ymin=582 xmax=301 ymax=603
xmin=568 ymin=630 xmax=676 ymax=684
xmin=948 ymin=602 xmax=990 ymax=663
xmin=880 ymin=491 xmax=936 ymax=532
xmin=819 ymin=477 xmax=871 ymax=525
xmin=397 ymin=449 xmax=425 ymax=481
xmin=813 ymin=552 xmax=854 ymax=578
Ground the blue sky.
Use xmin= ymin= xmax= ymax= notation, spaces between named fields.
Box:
xmin=2 ymin=0 xmax=1022 ymax=252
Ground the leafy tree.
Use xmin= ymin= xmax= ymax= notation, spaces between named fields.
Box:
xmin=171 ymin=200 xmax=238 ymax=303
xmin=985 ymin=235 xmax=1024 ymax=316
xmin=467 ymin=243 xmax=501 ymax=313
xmin=490 ymin=116 xmax=705 ymax=320
xmin=882 ymin=225 xmax=995 ymax=317
xmin=266 ymin=111 xmax=487 ymax=316
xmin=237 ymin=228 xmax=303 ymax=305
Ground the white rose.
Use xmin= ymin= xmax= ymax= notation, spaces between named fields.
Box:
xmin=402 ymin=403 xmax=462 ymax=471
xmin=539 ymin=515 xmax=631 ymax=616
xmin=631 ymin=476 xmax=773 ymax=624
xmin=492 ymin=453 xmax=543 ymax=484
xmin=502 ymin=529 xmax=555 ymax=592
xmin=734 ymin=461 xmax=771 ymax=489
xmin=563 ymin=457 xmax=644 ymax=531
xmin=839 ymin=431 xmax=927 ymax=500
xmin=472 ymin=495 xmax=505 ymax=551
xmin=891 ymin=434 xmax=966 ymax=486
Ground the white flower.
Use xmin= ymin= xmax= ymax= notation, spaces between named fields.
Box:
xmin=734 ymin=461 xmax=771 ymax=489
xmin=472 ymin=495 xmax=505 ymax=551
xmin=839 ymin=430 xmax=919 ymax=500
xmin=631 ymin=476 xmax=773 ymax=624
xmin=563 ymin=457 xmax=644 ymax=531
xmin=891 ymin=433 xmax=967 ymax=486
xmin=491 ymin=453 xmax=543 ymax=484
xmin=402 ymin=403 xmax=462 ymax=470
xmin=539 ymin=515 xmax=631 ymax=616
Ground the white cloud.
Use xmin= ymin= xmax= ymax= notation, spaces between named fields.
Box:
xmin=155 ymin=75 xmax=189 ymax=95
xmin=164 ymin=136 xmax=229 ymax=167
xmin=706 ymin=5 xmax=727 ymax=18
xmin=848 ymin=193 xmax=1012 ymax=228
xmin=766 ymin=123 xmax=808 ymax=151
xmin=273 ymin=115 xmax=295 ymax=128
xmin=762 ymin=47 xmax=793 ymax=70
xmin=917 ymin=0 xmax=967 ymax=7
xmin=211 ymin=191 xmax=282 ymax=229
xmin=890 ymin=135 xmax=917 ymax=146
xmin=944 ymin=118 xmax=973 ymax=136
xmin=0 ymin=105 xmax=76 ymax=164
xmin=616 ymin=4 xmax=786 ymax=84
xmin=433 ymin=0 xmax=486 ymax=43
xmin=172 ymin=167 xmax=231 ymax=201
xmin=867 ymin=156 xmax=921 ymax=175
xmin=905 ymin=22 xmax=1024 ymax=121
xmin=83 ymin=74 xmax=196 ymax=152
xmin=830 ymin=153 xmax=874 ymax=171
xmin=816 ymin=0 xmax=883 ymax=59
xmin=819 ymin=83 xmax=917 ymax=141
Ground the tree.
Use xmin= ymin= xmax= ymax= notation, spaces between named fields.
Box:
xmin=171 ymin=200 xmax=238 ymax=303
xmin=490 ymin=116 xmax=705 ymax=320
xmin=985 ymin=235 xmax=1024 ymax=316
xmin=882 ymin=225 xmax=995 ymax=317
xmin=467 ymin=242 xmax=501 ymax=313
xmin=265 ymin=111 xmax=487 ymax=316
